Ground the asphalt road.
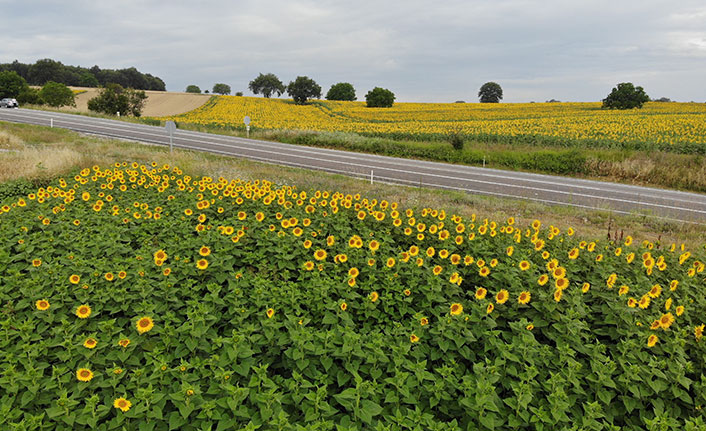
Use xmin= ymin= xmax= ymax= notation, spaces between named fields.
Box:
xmin=2 ymin=108 xmax=705 ymax=224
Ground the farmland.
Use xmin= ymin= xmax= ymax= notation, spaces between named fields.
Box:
xmin=158 ymin=97 xmax=706 ymax=152
xmin=2 ymin=158 xmax=706 ymax=430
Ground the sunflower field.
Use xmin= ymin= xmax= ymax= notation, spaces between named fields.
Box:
xmin=157 ymin=97 xmax=706 ymax=152
xmin=1 ymin=162 xmax=706 ymax=430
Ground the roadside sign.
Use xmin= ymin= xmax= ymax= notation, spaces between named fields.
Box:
xmin=165 ymin=121 xmax=176 ymax=152
xmin=243 ymin=116 xmax=251 ymax=126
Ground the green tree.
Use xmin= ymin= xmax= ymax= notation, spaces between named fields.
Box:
xmin=17 ymin=87 xmax=43 ymax=105
xmin=78 ymin=71 xmax=99 ymax=87
xmin=0 ymin=70 xmax=29 ymax=98
xmin=39 ymin=81 xmax=76 ymax=107
xmin=602 ymin=82 xmax=650 ymax=109
xmin=286 ymin=76 xmax=322 ymax=105
xmin=185 ymin=85 xmax=201 ymax=93
xmin=212 ymin=83 xmax=231 ymax=95
xmin=249 ymin=73 xmax=285 ymax=98
xmin=478 ymin=82 xmax=503 ymax=103
xmin=365 ymin=87 xmax=395 ymax=108
xmin=326 ymin=82 xmax=356 ymax=101
xmin=87 ymin=84 xmax=147 ymax=116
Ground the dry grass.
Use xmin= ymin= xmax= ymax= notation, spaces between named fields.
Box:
xmin=57 ymin=87 xmax=211 ymax=117
xmin=2 ymin=121 xmax=705 ymax=249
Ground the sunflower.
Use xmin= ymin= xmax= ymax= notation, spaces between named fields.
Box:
xmin=519 ymin=260 xmax=530 ymax=271
xmin=486 ymin=303 xmax=494 ymax=314
xmin=36 ymin=299 xmax=50 ymax=311
xmin=118 ymin=271 xmax=127 ymax=279
xmin=76 ymin=304 xmax=91 ymax=319
xmin=199 ymin=246 xmax=211 ymax=257
xmin=555 ymin=277 xmax=569 ymax=290
xmin=426 ymin=247 xmax=435 ymax=257
xmin=553 ymin=289 xmax=563 ymax=302
xmin=695 ymin=324 xmax=704 ymax=341
xmin=650 ymin=320 xmax=661 ymax=330
xmin=340 ymin=302 xmax=347 ymax=311
xmin=32 ymin=259 xmax=42 ymax=267
xmin=348 ymin=267 xmax=359 ymax=278
xmin=76 ymin=368 xmax=94 ymax=382
xmin=496 ymin=289 xmax=509 ymax=304
xmin=676 ymin=305 xmax=685 ymax=316
xmin=517 ymin=291 xmax=531 ymax=305
xmin=618 ymin=285 xmax=629 ymax=296
xmin=136 ymin=317 xmax=154 ymax=334
xmin=581 ymin=282 xmax=590 ymax=293
xmin=196 ymin=259 xmax=208 ymax=270
xmin=658 ymin=313 xmax=675 ymax=330
xmin=638 ymin=295 xmax=651 ymax=309
xmin=475 ymin=287 xmax=487 ymax=300
xmin=410 ymin=334 xmax=420 ymax=343
xmin=368 ymin=240 xmax=379 ymax=251
xmin=370 ymin=291 xmax=379 ymax=302
xmin=83 ymin=337 xmax=97 ymax=349
xmin=647 ymin=334 xmax=659 ymax=348
xmin=314 ymin=249 xmax=327 ymax=261
xmin=118 ymin=338 xmax=131 ymax=348
xmin=648 ymin=284 xmax=662 ymax=298
xmin=104 ymin=272 xmax=114 ymax=281
xmin=479 ymin=267 xmax=490 ymax=277
xmin=420 ymin=317 xmax=428 ymax=326
xmin=304 ymin=261 xmax=315 ymax=271
xmin=113 ymin=397 xmax=132 ymax=412
xmin=432 ymin=265 xmax=443 ymax=276
xmin=69 ymin=274 xmax=81 ymax=284
xmin=568 ymin=248 xmax=579 ymax=260
xmin=526 ymin=323 xmax=534 ymax=330
xmin=266 ymin=308 xmax=275 ymax=318
xmin=670 ymin=280 xmax=679 ymax=291
xmin=450 ymin=303 xmax=463 ymax=316
xmin=386 ymin=258 xmax=396 ymax=268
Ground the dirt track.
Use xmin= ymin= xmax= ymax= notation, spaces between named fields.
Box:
xmin=67 ymin=87 xmax=210 ymax=117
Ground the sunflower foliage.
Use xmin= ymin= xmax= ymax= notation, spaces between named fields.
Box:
xmin=1 ymin=162 xmax=706 ymax=431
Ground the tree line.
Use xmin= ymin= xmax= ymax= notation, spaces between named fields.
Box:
xmin=0 ymin=59 xmax=165 ymax=91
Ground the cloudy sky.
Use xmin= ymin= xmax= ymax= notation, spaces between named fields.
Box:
xmin=2 ymin=0 xmax=705 ymax=102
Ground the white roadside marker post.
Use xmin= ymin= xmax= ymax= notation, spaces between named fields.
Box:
xmin=244 ymin=116 xmax=251 ymax=138
xmin=165 ymin=121 xmax=176 ymax=153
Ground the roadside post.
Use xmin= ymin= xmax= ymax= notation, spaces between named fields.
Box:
xmin=165 ymin=121 xmax=176 ymax=152
xmin=244 ymin=116 xmax=251 ymax=138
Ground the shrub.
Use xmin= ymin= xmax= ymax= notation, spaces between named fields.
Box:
xmin=39 ymin=81 xmax=76 ymax=107
xmin=185 ymin=85 xmax=201 ymax=93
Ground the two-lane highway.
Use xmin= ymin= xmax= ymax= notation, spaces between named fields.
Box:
xmin=1 ymin=108 xmax=705 ymax=224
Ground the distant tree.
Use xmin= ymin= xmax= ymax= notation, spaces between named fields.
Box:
xmin=365 ymin=87 xmax=395 ymax=108
xmin=602 ymin=82 xmax=649 ymax=109
xmin=478 ymin=82 xmax=503 ymax=103
xmin=212 ymin=83 xmax=231 ymax=95
xmin=39 ymin=81 xmax=75 ymax=107
xmin=185 ymin=85 xmax=201 ymax=93
xmin=87 ymin=84 xmax=147 ymax=116
xmin=78 ymin=71 xmax=99 ymax=87
xmin=326 ymin=82 xmax=356 ymax=101
xmin=652 ymin=97 xmax=672 ymax=103
xmin=455 ymin=100 xmax=465 ymax=103
xmin=287 ymin=76 xmax=322 ymax=105
xmin=27 ymin=58 xmax=63 ymax=85
xmin=249 ymin=73 xmax=285 ymax=98
xmin=235 ymin=91 xmax=243 ymax=96
xmin=204 ymin=90 xmax=209 ymax=94
xmin=0 ymin=70 xmax=28 ymax=98
xmin=546 ymin=99 xmax=561 ymax=103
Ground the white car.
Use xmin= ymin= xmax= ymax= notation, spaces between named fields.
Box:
xmin=0 ymin=98 xmax=18 ymax=108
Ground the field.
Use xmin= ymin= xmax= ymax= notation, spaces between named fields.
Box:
xmin=64 ymin=87 xmax=211 ymax=117
xmin=158 ymin=97 xmax=706 ymax=152
xmin=2 ymin=154 xmax=706 ymax=429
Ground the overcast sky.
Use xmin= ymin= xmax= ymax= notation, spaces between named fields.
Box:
xmin=2 ymin=0 xmax=705 ymax=102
